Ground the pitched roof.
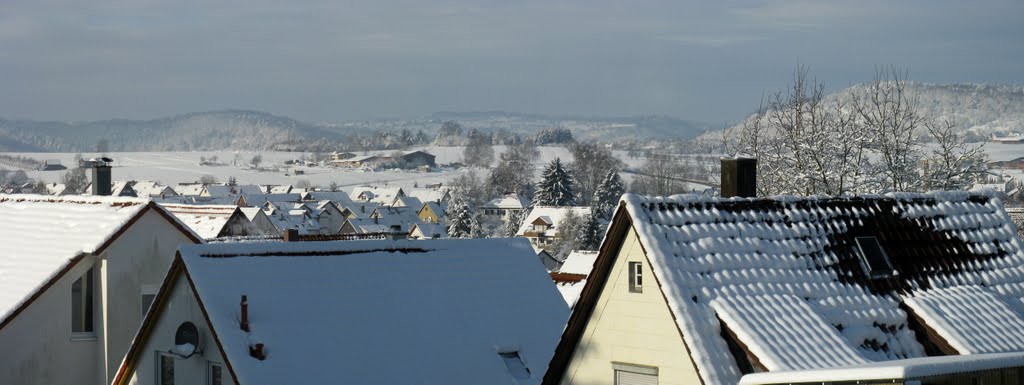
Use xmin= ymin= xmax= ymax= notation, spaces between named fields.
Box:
xmin=409 ymin=222 xmax=448 ymax=238
xmin=903 ymin=285 xmax=1024 ymax=354
xmin=172 ymin=238 xmax=567 ymax=384
xmin=404 ymin=188 xmax=448 ymax=204
xmin=0 ymin=194 xmax=200 ymax=327
xmin=483 ymin=194 xmax=530 ymax=210
xmin=738 ymin=352 xmax=1024 ymax=385
xmin=547 ymin=191 xmax=1024 ymax=385
xmin=159 ymin=203 xmax=239 ymax=240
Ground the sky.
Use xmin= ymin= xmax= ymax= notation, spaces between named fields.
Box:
xmin=1 ymin=0 xmax=1022 ymax=125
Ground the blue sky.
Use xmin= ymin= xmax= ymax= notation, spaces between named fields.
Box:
xmin=1 ymin=0 xmax=1021 ymax=124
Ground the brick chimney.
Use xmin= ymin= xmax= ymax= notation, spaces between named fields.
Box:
xmin=720 ymin=157 xmax=757 ymax=198
xmin=240 ymin=295 xmax=249 ymax=332
xmin=284 ymin=229 xmax=300 ymax=242
xmin=92 ymin=158 xmax=112 ymax=196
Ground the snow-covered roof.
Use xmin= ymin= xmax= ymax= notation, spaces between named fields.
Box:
xmin=268 ymin=185 xmax=292 ymax=194
xmin=738 ymin=352 xmax=1024 ymax=385
xmin=0 ymin=195 xmax=151 ymax=323
xmin=132 ymin=181 xmax=176 ymax=197
xmin=238 ymin=207 xmax=266 ymax=222
xmin=404 ymin=187 xmax=448 ymax=204
xmin=175 ymin=238 xmax=568 ymax=384
xmin=558 ymin=251 xmax=598 ymax=275
xmin=174 ymin=183 xmax=205 ymax=196
xmin=483 ymin=194 xmax=530 ymax=210
xmin=159 ymin=203 xmax=239 ymax=240
xmin=301 ymin=191 xmax=357 ymax=209
xmin=422 ymin=201 xmax=448 ymax=217
xmin=559 ymin=191 xmax=1024 ymax=385
xmin=516 ymin=206 xmax=591 ymax=237
xmin=239 ymin=193 xmax=302 ymax=207
xmin=350 ymin=186 xmax=403 ymax=204
xmin=904 ymin=285 xmax=1024 ymax=354
xmin=389 ymin=196 xmax=422 ymax=209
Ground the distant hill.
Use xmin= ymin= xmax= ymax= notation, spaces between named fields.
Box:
xmin=429 ymin=111 xmax=714 ymax=141
xmin=701 ymin=83 xmax=1024 ymax=143
xmin=0 ymin=110 xmax=355 ymax=152
xmin=0 ymin=109 xmax=714 ymax=152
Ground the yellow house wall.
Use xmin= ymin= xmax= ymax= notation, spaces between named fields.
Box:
xmin=561 ymin=229 xmax=703 ymax=385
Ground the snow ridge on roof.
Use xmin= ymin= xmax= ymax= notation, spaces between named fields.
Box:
xmin=178 ymin=238 xmax=568 ymax=385
xmin=619 ymin=191 xmax=1024 ymax=385
xmin=711 ymin=294 xmax=869 ymax=371
xmin=904 ymin=286 xmax=1024 ymax=354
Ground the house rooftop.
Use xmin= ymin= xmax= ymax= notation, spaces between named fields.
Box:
xmin=0 ymin=194 xmax=194 ymax=324
xmin=159 ymin=203 xmax=239 ymax=240
xmin=549 ymin=190 xmax=1024 ymax=385
xmin=175 ymin=238 xmax=568 ymax=384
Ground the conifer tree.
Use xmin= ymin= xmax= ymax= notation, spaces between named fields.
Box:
xmin=503 ymin=209 xmax=528 ymax=237
xmin=591 ymin=170 xmax=625 ymax=219
xmin=533 ymin=158 xmax=576 ymax=207
xmin=580 ymin=207 xmax=604 ymax=251
xmin=445 ymin=196 xmax=473 ymax=238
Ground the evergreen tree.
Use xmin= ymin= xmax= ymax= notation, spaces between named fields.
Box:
xmin=445 ymin=196 xmax=473 ymax=238
xmin=532 ymin=158 xmax=576 ymax=207
xmin=469 ymin=212 xmax=487 ymax=239
xmin=503 ymin=209 xmax=528 ymax=237
xmin=591 ymin=171 xmax=625 ymax=219
xmin=580 ymin=207 xmax=604 ymax=251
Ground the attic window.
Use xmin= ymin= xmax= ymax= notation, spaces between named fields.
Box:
xmin=499 ymin=351 xmax=531 ymax=380
xmin=855 ymin=236 xmax=897 ymax=279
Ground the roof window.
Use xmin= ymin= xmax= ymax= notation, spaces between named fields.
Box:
xmin=855 ymin=236 xmax=897 ymax=279
xmin=498 ymin=351 xmax=531 ymax=380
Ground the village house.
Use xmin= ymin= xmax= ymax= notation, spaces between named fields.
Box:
xmin=111 ymin=238 xmax=568 ymax=385
xmin=404 ymin=187 xmax=450 ymax=204
xmin=327 ymin=151 xmax=356 ymax=165
xmin=481 ymin=193 xmax=530 ymax=219
xmin=160 ymin=204 xmax=266 ymax=240
xmin=544 ymin=160 xmax=1024 ymax=385
xmin=408 ymin=222 xmax=448 ymax=239
xmin=517 ymin=206 xmax=592 ymax=252
xmin=350 ymin=186 xmax=405 ymax=204
xmin=0 ymin=194 xmax=202 ymax=385
xmin=132 ymin=181 xmax=178 ymax=198
xmin=238 ymin=207 xmax=279 ymax=236
xmin=417 ymin=201 xmax=448 ymax=223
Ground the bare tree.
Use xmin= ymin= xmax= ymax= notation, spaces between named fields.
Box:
xmin=250 ymin=154 xmax=263 ymax=169
xmin=922 ymin=118 xmax=987 ymax=191
xmin=62 ymin=168 xmax=89 ymax=194
xmin=568 ymin=142 xmax=624 ymax=202
xmin=851 ymin=66 xmax=925 ymax=192
xmin=199 ymin=175 xmax=218 ymax=185
xmin=630 ymin=153 xmax=692 ymax=196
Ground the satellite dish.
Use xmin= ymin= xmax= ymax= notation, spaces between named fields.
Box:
xmin=172 ymin=322 xmax=200 ymax=358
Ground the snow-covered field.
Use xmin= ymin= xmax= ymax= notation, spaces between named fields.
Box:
xmin=0 ymin=146 xmax=647 ymax=190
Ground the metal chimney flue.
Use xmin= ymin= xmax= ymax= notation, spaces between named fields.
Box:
xmin=91 ymin=157 xmax=113 ymax=196
xmin=721 ymin=157 xmax=757 ymax=198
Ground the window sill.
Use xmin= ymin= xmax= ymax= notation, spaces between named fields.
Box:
xmin=71 ymin=334 xmax=98 ymax=342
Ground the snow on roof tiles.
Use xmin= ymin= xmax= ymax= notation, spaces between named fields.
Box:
xmin=711 ymin=294 xmax=869 ymax=371
xmin=177 ymin=238 xmax=568 ymax=384
xmin=0 ymin=194 xmax=151 ymax=322
xmin=483 ymin=194 xmax=530 ymax=210
xmin=904 ymin=286 xmax=1024 ymax=354
xmin=619 ymin=191 xmax=1024 ymax=385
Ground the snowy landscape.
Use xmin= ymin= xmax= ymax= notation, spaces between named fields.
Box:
xmin=4 ymin=1 xmax=1024 ymax=385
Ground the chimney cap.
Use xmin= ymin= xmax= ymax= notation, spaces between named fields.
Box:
xmin=720 ymin=154 xmax=756 ymax=161
xmin=89 ymin=157 xmax=114 ymax=166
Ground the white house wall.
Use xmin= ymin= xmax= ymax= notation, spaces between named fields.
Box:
xmin=127 ymin=274 xmax=227 ymax=385
xmin=560 ymin=229 xmax=703 ymax=385
xmin=0 ymin=255 xmax=102 ymax=385
xmin=101 ymin=209 xmax=198 ymax=383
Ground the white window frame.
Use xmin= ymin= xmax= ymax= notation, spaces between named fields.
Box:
xmin=612 ymin=362 xmax=659 ymax=385
xmin=628 ymin=262 xmax=643 ymax=293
